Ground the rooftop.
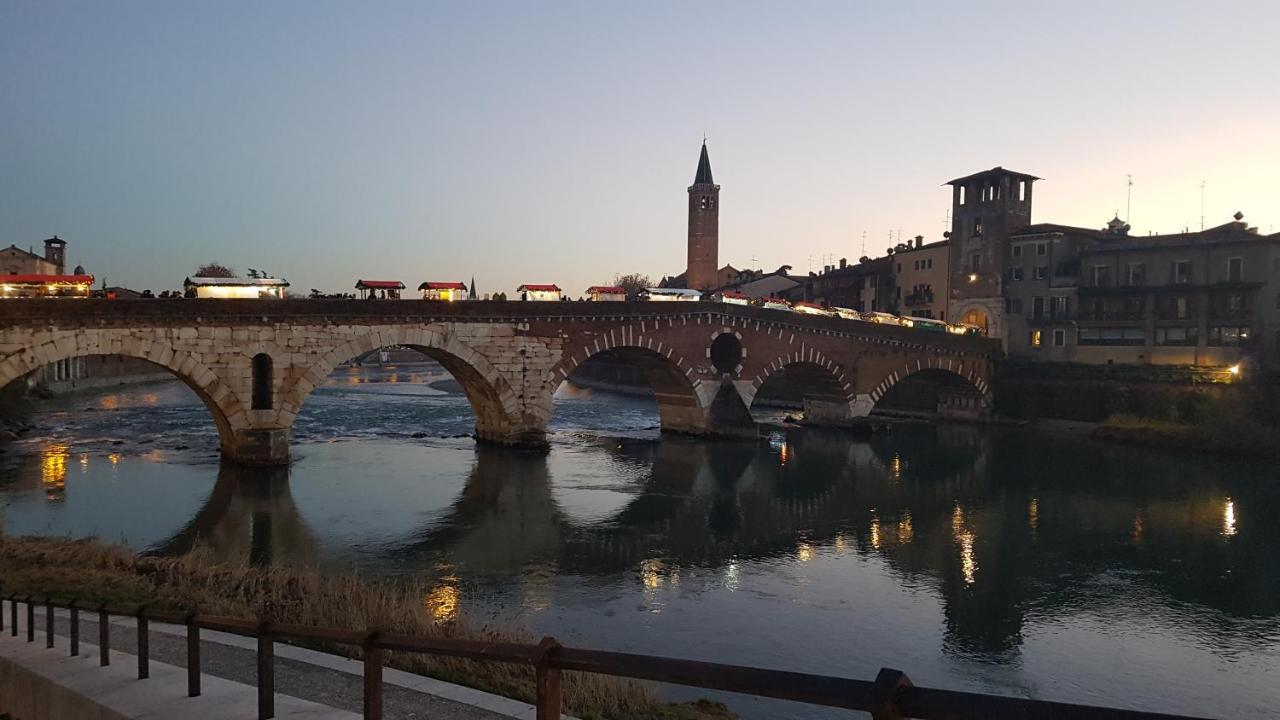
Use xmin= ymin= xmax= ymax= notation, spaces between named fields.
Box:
xmin=946 ymin=166 xmax=1040 ymax=186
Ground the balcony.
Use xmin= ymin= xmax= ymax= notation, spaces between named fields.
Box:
xmin=903 ymin=290 xmax=934 ymax=307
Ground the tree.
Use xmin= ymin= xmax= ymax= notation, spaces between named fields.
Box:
xmin=195 ymin=262 xmax=236 ymax=278
xmin=614 ymin=273 xmax=652 ymax=300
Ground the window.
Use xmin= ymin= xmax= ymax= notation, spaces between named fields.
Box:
xmin=1019 ymin=180 xmax=1027 ymax=202
xmin=1034 ymin=265 xmax=1048 ymax=280
xmin=927 ymin=258 xmax=933 ymax=269
xmin=1012 ymin=245 xmax=1023 ymax=258
xmin=1053 ymin=329 xmax=1066 ymax=347
xmin=1032 ymin=296 xmax=1046 ymax=319
xmin=1009 ymin=267 xmax=1024 ymax=281
xmin=251 ymin=353 xmax=273 ymax=410
xmin=1208 ymin=327 xmax=1250 ymax=346
xmin=1005 ymin=297 xmax=1023 ymax=314
xmin=1172 ymin=260 xmax=1192 ymax=284
xmin=1078 ymin=327 xmax=1145 ymax=346
xmin=1091 ymin=265 xmax=1111 ymax=287
xmin=1175 ymin=296 xmax=1190 ymax=319
xmin=1052 ymin=296 xmax=1068 ymax=319
xmin=1029 ymin=330 xmax=1043 ymax=348
xmin=1228 ymin=257 xmax=1243 ymax=282
xmin=959 ymin=186 xmax=966 ymax=206
xmin=1126 ymin=263 xmax=1146 ymax=286
xmin=971 ymin=254 xmax=981 ymax=272
xmin=1155 ymin=327 xmax=1198 ymax=346
xmin=1036 ymin=243 xmax=1047 ymax=256
xmin=973 ymin=218 xmax=984 ymax=236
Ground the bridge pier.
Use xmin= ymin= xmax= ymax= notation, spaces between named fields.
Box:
xmin=223 ymin=429 xmax=291 ymax=466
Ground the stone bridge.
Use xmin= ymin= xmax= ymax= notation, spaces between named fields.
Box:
xmin=0 ymin=300 xmax=999 ymax=464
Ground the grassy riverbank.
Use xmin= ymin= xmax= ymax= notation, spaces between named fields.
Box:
xmin=1094 ymin=413 xmax=1280 ymax=462
xmin=0 ymin=536 xmax=732 ymax=720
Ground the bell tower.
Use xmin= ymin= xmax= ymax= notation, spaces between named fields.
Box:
xmin=43 ymin=236 xmax=67 ymax=275
xmin=686 ymin=141 xmax=720 ymax=291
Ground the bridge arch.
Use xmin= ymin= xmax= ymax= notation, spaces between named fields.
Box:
xmin=751 ymin=349 xmax=859 ymax=425
xmin=871 ymin=360 xmax=991 ymax=420
xmin=0 ymin=328 xmax=246 ymax=456
xmin=280 ymin=325 xmax=532 ymax=447
xmin=550 ymin=334 xmax=714 ymax=436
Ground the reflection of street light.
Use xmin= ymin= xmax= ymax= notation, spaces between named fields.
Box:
xmin=1228 ymin=364 xmax=1240 ymax=376
xmin=967 ymin=273 xmax=978 ymax=283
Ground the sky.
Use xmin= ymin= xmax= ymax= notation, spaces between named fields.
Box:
xmin=3 ymin=1 xmax=1279 ymax=296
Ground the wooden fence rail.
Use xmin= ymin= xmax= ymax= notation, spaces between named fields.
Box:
xmin=0 ymin=583 xmax=1218 ymax=720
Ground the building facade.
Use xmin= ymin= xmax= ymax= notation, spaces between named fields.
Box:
xmin=2 ymin=237 xmax=66 ymax=276
xmin=892 ymin=236 xmax=950 ymax=320
xmin=1005 ymin=214 xmax=1280 ymax=368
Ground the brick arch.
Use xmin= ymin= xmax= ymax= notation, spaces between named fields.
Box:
xmin=749 ymin=348 xmax=858 ymax=425
xmin=549 ymin=326 xmax=713 ymax=435
xmin=868 ymin=356 xmax=990 ymax=404
xmin=0 ymin=328 xmax=246 ymax=454
xmin=279 ymin=325 xmax=529 ymax=446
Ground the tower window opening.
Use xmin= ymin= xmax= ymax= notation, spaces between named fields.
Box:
xmin=959 ymin=186 xmax=966 ymax=206
xmin=1019 ymin=180 xmax=1027 ymax=201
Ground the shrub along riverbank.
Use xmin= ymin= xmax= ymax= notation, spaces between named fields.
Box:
xmin=0 ymin=536 xmax=732 ymax=720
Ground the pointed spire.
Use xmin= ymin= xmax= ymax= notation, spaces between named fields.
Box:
xmin=469 ymin=276 xmax=478 ymax=300
xmin=693 ymin=141 xmax=714 ymax=185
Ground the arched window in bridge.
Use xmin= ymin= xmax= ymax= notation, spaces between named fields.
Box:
xmin=252 ymin=353 xmax=273 ymax=410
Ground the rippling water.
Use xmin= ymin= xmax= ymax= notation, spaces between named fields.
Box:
xmin=2 ymin=362 xmax=1278 ymax=719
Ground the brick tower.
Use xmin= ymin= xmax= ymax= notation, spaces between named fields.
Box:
xmin=946 ymin=167 xmax=1037 ymax=342
xmin=686 ymin=141 xmax=720 ymax=291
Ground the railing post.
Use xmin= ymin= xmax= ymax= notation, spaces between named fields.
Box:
xmin=136 ymin=606 xmax=149 ymax=679
xmin=533 ymin=636 xmax=563 ymax=720
xmin=45 ymin=597 xmax=54 ymax=648
xmin=257 ymin=621 xmax=275 ymax=719
xmin=69 ymin=600 xmax=79 ymax=656
xmin=869 ymin=667 xmax=913 ymax=720
xmin=362 ymin=631 xmax=383 ymax=720
xmin=186 ymin=610 xmax=201 ymax=697
xmin=26 ymin=596 xmax=34 ymax=642
xmin=98 ymin=604 xmax=110 ymax=666
xmin=8 ymin=594 xmax=15 ymax=637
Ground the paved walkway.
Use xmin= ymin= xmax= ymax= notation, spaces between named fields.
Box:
xmin=0 ymin=600 xmax=547 ymax=720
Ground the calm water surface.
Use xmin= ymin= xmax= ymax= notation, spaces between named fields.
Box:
xmin=2 ymin=363 xmax=1278 ymax=719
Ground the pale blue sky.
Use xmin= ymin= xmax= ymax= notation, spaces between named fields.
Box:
xmin=3 ymin=1 xmax=1278 ymax=295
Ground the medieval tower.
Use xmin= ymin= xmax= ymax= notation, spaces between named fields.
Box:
xmin=685 ymin=141 xmax=720 ymax=291
xmin=946 ymin=167 xmax=1037 ymax=342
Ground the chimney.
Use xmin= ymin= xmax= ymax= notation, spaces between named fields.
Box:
xmin=839 ymin=258 xmax=847 ymax=269
xmin=915 ymin=235 xmax=923 ymax=249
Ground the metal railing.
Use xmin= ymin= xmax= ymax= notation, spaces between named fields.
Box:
xmin=0 ymin=585 xmax=1216 ymax=720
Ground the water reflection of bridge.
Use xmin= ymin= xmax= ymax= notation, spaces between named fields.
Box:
xmin=154 ymin=427 xmax=1278 ymax=661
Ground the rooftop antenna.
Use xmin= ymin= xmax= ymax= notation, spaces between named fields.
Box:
xmin=1200 ymin=180 xmax=1206 ymax=231
xmin=944 ymin=207 xmax=951 ymax=236
xmin=1126 ymin=174 xmax=1134 ymax=225
xmin=861 ymin=230 xmax=867 ymax=256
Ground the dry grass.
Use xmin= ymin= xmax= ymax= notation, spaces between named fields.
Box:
xmin=0 ymin=535 xmax=733 ymax=720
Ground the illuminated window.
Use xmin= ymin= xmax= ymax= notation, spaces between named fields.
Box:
xmin=1029 ymin=330 xmax=1042 ymax=347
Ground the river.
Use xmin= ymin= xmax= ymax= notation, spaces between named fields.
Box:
xmin=1 ymin=362 xmax=1277 ymax=719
